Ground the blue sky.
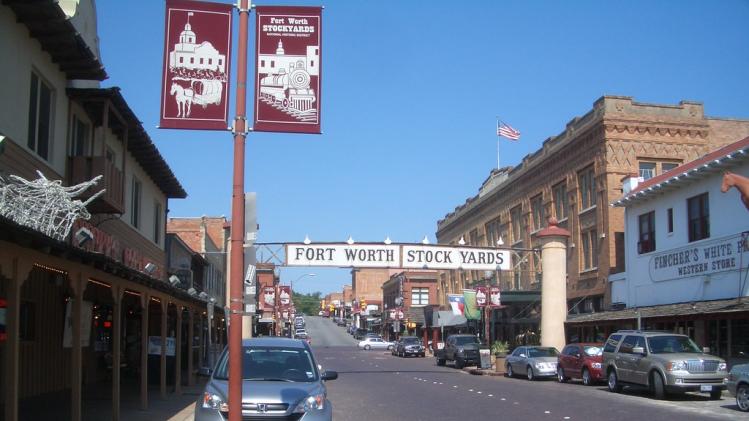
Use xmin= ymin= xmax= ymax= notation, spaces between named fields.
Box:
xmin=96 ymin=0 xmax=749 ymax=295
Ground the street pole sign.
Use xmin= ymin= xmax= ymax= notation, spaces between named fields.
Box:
xmin=253 ymin=6 xmax=322 ymax=134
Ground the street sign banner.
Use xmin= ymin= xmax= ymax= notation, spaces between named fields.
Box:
xmin=253 ymin=6 xmax=322 ymax=134
xmin=262 ymin=286 xmax=275 ymax=311
xmin=475 ymin=286 xmax=487 ymax=307
xmin=489 ymin=286 xmax=501 ymax=307
xmin=160 ymin=0 xmax=233 ymax=130
xmin=402 ymin=245 xmax=511 ymax=271
xmin=279 ymin=285 xmax=292 ymax=308
xmin=286 ymin=243 xmax=400 ymax=268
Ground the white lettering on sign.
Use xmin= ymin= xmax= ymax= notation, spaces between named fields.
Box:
xmin=402 ymin=245 xmax=511 ymax=271
xmin=286 ymin=244 xmax=400 ymax=268
xmin=649 ymin=233 xmax=748 ymax=281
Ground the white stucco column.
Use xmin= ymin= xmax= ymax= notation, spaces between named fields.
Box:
xmin=537 ymin=218 xmax=570 ymax=352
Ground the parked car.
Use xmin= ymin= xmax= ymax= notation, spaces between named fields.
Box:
xmin=358 ymin=337 xmax=394 ymax=351
xmin=395 ymin=336 xmax=425 ymax=358
xmin=434 ymin=334 xmax=481 ymax=369
xmin=557 ymin=343 xmax=604 ymax=385
xmin=364 ymin=333 xmax=382 ymax=340
xmin=602 ymin=330 xmax=727 ymax=399
xmin=353 ymin=328 xmax=369 ymax=340
xmin=506 ymin=346 xmax=560 ymax=380
xmin=391 ymin=339 xmax=401 ymax=356
xmin=727 ymin=363 xmax=749 ymax=411
xmin=195 ymin=337 xmax=337 ymax=421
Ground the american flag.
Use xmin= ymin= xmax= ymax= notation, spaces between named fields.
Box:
xmin=497 ymin=121 xmax=520 ymax=140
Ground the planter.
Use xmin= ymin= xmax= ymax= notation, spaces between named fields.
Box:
xmin=494 ymin=354 xmax=507 ymax=374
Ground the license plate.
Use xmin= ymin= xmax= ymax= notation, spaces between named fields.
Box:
xmin=700 ymin=385 xmax=712 ymax=392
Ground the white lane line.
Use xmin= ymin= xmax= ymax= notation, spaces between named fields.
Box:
xmin=433 ymin=381 xmax=438 ymax=384
xmin=469 ymin=389 xmax=474 ymax=392
xmin=563 ymin=417 xmax=570 ymax=420
xmin=500 ymin=398 xmax=506 ymax=401
xmin=488 ymin=394 xmax=493 ymax=397
xmin=477 ymin=391 xmax=482 ymax=394
xmin=453 ymin=385 xmax=458 ymax=388
xmin=438 ymin=382 xmax=443 ymax=385
xmin=544 ymin=410 xmax=550 ymax=414
xmin=513 ymin=402 xmax=519 ymax=405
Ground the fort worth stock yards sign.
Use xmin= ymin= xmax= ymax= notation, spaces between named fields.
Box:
xmin=285 ymin=243 xmax=512 ymax=271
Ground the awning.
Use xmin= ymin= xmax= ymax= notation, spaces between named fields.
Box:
xmin=566 ymin=298 xmax=749 ymax=325
xmin=433 ymin=311 xmax=467 ymax=327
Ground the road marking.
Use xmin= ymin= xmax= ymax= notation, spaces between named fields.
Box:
xmin=488 ymin=394 xmax=493 ymax=397
xmin=544 ymin=410 xmax=550 ymax=414
xmin=563 ymin=417 xmax=570 ymax=420
xmin=477 ymin=391 xmax=482 ymax=394
xmin=513 ymin=402 xmax=519 ymax=405
xmin=433 ymin=381 xmax=438 ymax=384
xmin=438 ymin=382 xmax=443 ymax=385
xmin=469 ymin=389 xmax=474 ymax=392
xmin=500 ymin=398 xmax=506 ymax=401
xmin=453 ymin=386 xmax=458 ymax=388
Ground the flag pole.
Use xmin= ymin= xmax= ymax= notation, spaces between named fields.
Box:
xmin=496 ymin=118 xmax=500 ymax=170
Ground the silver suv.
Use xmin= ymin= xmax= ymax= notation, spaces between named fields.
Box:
xmin=602 ymin=330 xmax=727 ymax=399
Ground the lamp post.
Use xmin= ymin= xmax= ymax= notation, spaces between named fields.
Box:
xmin=290 ymin=273 xmax=316 ymax=293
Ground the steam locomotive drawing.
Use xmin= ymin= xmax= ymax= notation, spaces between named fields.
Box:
xmin=259 ymin=59 xmax=317 ymax=121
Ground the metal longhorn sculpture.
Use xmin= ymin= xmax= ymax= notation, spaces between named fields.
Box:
xmin=0 ymin=171 xmax=104 ymax=241
xmin=721 ymin=171 xmax=749 ymax=211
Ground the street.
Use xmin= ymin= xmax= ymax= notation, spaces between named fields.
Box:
xmin=301 ymin=317 xmax=745 ymax=421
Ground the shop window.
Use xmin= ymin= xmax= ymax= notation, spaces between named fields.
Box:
xmin=411 ymin=288 xmax=429 ymax=306
xmin=27 ymin=71 xmax=54 ymax=160
xmin=687 ymin=193 xmax=709 ymax=242
xmin=638 ymin=211 xmax=656 ymax=254
xmin=553 ymin=182 xmax=568 ymax=220
xmin=20 ymin=301 xmax=36 ymax=341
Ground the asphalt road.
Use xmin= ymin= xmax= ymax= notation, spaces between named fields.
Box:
xmin=305 ymin=316 xmax=745 ymax=421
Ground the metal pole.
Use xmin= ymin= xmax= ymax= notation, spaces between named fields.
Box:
xmin=228 ymin=0 xmax=249 ymax=419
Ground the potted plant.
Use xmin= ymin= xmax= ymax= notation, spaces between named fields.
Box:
xmin=491 ymin=341 xmax=509 ymax=373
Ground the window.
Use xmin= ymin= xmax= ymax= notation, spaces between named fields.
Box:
xmin=131 ymin=177 xmax=142 ymax=228
xmin=510 ymin=206 xmax=523 ymax=243
xmin=190 ymin=57 xmax=194 ymax=64
xmin=271 ymin=60 xmax=275 ymax=68
xmin=179 ymin=57 xmax=184 ymax=64
xmin=578 ymin=167 xmax=596 ymax=210
xmin=153 ymin=201 xmax=162 ymax=244
xmin=687 ymin=193 xmax=709 ymax=242
xmin=553 ymin=182 xmax=568 ymax=220
xmin=411 ymin=287 xmax=429 ymax=306
xmin=603 ymin=334 xmax=622 ymax=353
xmin=70 ymin=115 xmax=89 ymax=157
xmin=27 ymin=72 xmax=53 ymax=160
xmin=530 ymin=194 xmax=544 ymax=231
xmin=662 ymin=162 xmax=679 ymax=173
xmin=199 ymin=58 xmax=204 ymax=64
xmin=105 ymin=146 xmax=116 ymax=164
xmin=639 ymin=162 xmax=656 ymax=180
xmin=638 ymin=211 xmax=656 ymax=254
xmin=667 ymin=208 xmax=673 ymax=234
xmin=310 ymin=60 xmax=315 ymax=67
xmin=620 ymin=335 xmax=646 ymax=354
xmin=581 ymin=229 xmax=598 ymax=270
xmin=208 ymin=58 xmax=212 ymax=65
xmin=485 ymin=218 xmax=501 ymax=247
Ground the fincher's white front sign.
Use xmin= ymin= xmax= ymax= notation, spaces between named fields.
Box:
xmin=285 ymin=243 xmax=511 ymax=270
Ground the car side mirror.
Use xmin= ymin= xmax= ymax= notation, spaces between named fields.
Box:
xmin=632 ymin=346 xmax=645 ymax=355
xmin=519 ymin=354 xmax=526 ymax=358
xmin=198 ymin=367 xmax=213 ymax=377
xmin=321 ymin=370 xmax=338 ymax=381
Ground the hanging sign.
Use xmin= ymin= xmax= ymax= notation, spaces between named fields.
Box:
xmin=279 ymin=285 xmax=292 ymax=308
xmin=402 ymin=245 xmax=511 ymax=271
xmin=489 ymin=286 xmax=502 ymax=307
xmin=286 ymin=244 xmax=400 ymax=268
xmin=160 ymin=0 xmax=233 ymax=130
xmin=475 ymin=286 xmax=487 ymax=307
xmin=262 ymin=286 xmax=276 ymax=311
xmin=254 ymin=6 xmax=322 ymax=134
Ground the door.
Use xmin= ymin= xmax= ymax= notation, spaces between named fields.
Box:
xmin=617 ymin=335 xmax=643 ymax=383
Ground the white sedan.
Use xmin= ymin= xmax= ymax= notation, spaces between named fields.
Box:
xmin=358 ymin=337 xmax=394 ymax=351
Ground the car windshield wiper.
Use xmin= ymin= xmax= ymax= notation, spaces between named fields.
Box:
xmin=244 ymin=377 xmax=294 ymax=382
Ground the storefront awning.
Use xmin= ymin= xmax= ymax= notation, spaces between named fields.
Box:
xmin=433 ymin=311 xmax=467 ymax=327
xmin=566 ymin=298 xmax=749 ymax=325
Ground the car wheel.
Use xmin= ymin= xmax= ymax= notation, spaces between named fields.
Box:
xmin=364 ymin=345 xmax=371 ymax=350
xmin=557 ymin=367 xmax=568 ymax=383
xmin=651 ymin=371 xmax=666 ymax=400
xmin=387 ymin=345 xmax=394 ymax=351
xmin=527 ymin=366 xmax=535 ymax=381
xmin=607 ymin=369 xmax=622 ymax=393
xmin=455 ymin=359 xmax=465 ymax=369
xmin=506 ymin=364 xmax=514 ymax=378
xmin=737 ymin=385 xmax=749 ymax=411
xmin=437 ymin=359 xmax=446 ymax=366
xmin=582 ymin=368 xmax=592 ymax=386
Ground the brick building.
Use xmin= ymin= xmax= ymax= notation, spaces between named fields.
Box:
xmin=436 ymin=96 xmax=749 ymax=319
xmin=381 ymin=271 xmax=438 ymax=342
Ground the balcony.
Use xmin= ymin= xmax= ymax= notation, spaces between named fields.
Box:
xmin=69 ymin=156 xmax=124 ymax=214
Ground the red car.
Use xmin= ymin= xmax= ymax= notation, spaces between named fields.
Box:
xmin=557 ymin=342 xmax=604 ymax=386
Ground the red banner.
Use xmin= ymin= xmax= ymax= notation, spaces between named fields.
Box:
xmin=262 ymin=286 xmax=276 ymax=311
xmin=160 ymin=0 xmax=233 ymax=130
xmin=475 ymin=286 xmax=488 ymax=307
xmin=279 ymin=285 xmax=292 ymax=308
xmin=254 ymin=6 xmax=322 ymax=134
xmin=489 ymin=286 xmax=501 ymax=307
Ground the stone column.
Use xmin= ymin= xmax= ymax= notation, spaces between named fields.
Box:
xmin=536 ymin=218 xmax=570 ymax=352
xmin=1 ymin=256 xmax=31 ymax=421
xmin=140 ymin=293 xmax=150 ymax=410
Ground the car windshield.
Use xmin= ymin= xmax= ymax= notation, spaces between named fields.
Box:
xmin=528 ymin=347 xmax=559 ymax=358
xmin=455 ymin=337 xmax=480 ymax=345
xmin=402 ymin=338 xmax=420 ymax=344
xmin=583 ymin=346 xmax=603 ymax=356
xmin=213 ymin=346 xmax=318 ymax=382
xmin=647 ymin=335 xmax=702 ymax=354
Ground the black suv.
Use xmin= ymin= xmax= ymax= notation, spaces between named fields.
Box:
xmin=395 ymin=336 xmax=425 ymax=358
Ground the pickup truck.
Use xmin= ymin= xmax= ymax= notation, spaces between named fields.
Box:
xmin=435 ymin=334 xmax=481 ymax=369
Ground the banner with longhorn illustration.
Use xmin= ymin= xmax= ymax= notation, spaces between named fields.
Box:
xmin=160 ymin=0 xmax=233 ymax=130
xmin=254 ymin=6 xmax=322 ymax=134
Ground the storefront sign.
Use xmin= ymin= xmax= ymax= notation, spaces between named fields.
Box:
xmin=160 ymin=0 xmax=233 ymax=130
xmin=254 ymin=6 xmax=322 ymax=134
xmin=285 ymin=243 xmax=511 ymax=270
xmin=148 ymin=336 xmax=176 ymax=356
xmin=649 ymin=233 xmax=749 ymax=282
xmin=286 ymin=244 xmax=400 ymax=268
xmin=475 ymin=286 xmax=487 ymax=307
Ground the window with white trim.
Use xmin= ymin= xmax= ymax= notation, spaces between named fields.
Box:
xmin=27 ymin=72 xmax=54 ymax=160
xmin=411 ymin=287 xmax=429 ymax=306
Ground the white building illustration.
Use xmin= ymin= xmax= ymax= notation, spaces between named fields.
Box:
xmin=257 ymin=40 xmax=319 ymax=77
xmin=169 ymin=13 xmax=226 ymax=73
xmin=257 ymin=39 xmax=319 ymax=121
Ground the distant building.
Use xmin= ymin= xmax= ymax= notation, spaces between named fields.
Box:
xmin=381 ymin=271 xmax=438 ymax=343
